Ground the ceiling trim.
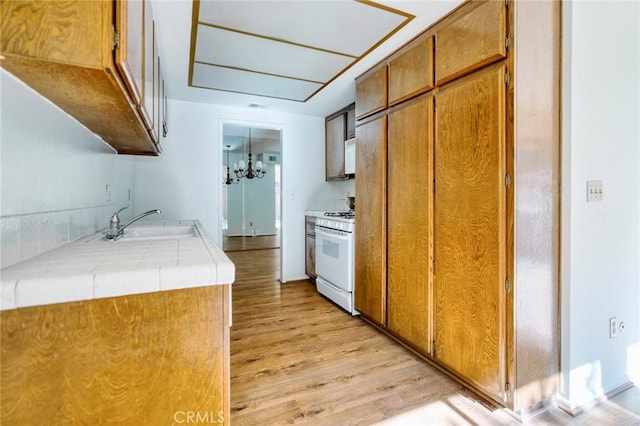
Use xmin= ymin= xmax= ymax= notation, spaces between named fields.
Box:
xmin=188 ymin=0 xmax=415 ymax=103
xmin=194 ymin=60 xmax=325 ymax=85
xmin=188 ymin=0 xmax=201 ymax=89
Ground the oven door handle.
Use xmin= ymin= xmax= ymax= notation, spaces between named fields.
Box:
xmin=315 ymin=226 xmax=352 ymax=240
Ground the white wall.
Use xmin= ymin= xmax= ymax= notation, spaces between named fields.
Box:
xmin=560 ymin=0 xmax=640 ymax=412
xmin=0 ymin=70 xmax=135 ymax=269
xmin=307 ymin=179 xmax=355 ymax=212
xmin=133 ymin=99 xmax=327 ymax=281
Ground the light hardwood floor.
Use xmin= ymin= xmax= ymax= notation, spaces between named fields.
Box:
xmin=224 ymin=234 xmax=280 ymax=252
xmin=227 ymin=248 xmax=640 ymax=425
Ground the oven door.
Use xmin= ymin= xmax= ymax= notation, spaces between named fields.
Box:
xmin=314 ymin=226 xmax=354 ymax=292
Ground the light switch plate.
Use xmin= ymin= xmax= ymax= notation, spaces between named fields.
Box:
xmin=587 ymin=180 xmax=603 ymax=202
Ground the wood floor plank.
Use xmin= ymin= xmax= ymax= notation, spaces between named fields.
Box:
xmin=227 ymin=248 xmax=640 ymax=425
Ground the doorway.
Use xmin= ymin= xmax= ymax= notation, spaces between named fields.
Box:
xmin=221 ymin=123 xmax=282 ymax=254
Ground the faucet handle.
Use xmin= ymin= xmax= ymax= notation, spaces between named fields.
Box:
xmin=110 ymin=204 xmax=129 ymax=226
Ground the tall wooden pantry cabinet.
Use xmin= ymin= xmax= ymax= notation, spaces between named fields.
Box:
xmin=354 ymin=0 xmax=560 ymax=415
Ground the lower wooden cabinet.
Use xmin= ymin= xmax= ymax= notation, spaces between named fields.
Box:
xmin=433 ymin=62 xmax=507 ymax=401
xmin=387 ymin=95 xmax=433 ymax=354
xmin=354 ymin=115 xmax=387 ymax=326
xmin=0 ymin=286 xmax=231 ymax=424
xmin=305 ymin=216 xmax=316 ymax=278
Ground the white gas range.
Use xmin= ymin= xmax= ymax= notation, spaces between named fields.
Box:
xmin=313 ymin=211 xmax=358 ymax=315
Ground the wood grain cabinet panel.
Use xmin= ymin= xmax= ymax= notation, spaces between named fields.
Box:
xmin=141 ymin=1 xmax=155 ymax=134
xmin=435 ymin=0 xmax=506 ymax=85
xmin=355 ymin=64 xmax=387 ymax=120
xmin=0 ymin=0 xmax=160 ymax=155
xmin=325 ymin=113 xmax=347 ymax=180
xmin=0 ymin=286 xmax=231 ymax=425
xmin=434 ymin=63 xmax=506 ymax=402
xmin=115 ymin=0 xmax=144 ymax=106
xmin=388 ymin=35 xmax=434 ymax=106
xmin=346 ymin=106 xmax=356 ymax=139
xmin=387 ymin=95 xmax=433 ymax=354
xmin=355 ymin=115 xmax=387 ymax=326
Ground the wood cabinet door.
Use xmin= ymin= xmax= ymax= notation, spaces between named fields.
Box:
xmin=434 ymin=63 xmax=506 ymax=402
xmin=325 ymin=114 xmax=346 ymax=180
xmin=346 ymin=106 xmax=356 ymax=139
xmin=388 ymin=35 xmax=434 ymax=106
xmin=355 ymin=115 xmax=387 ymax=326
xmin=155 ymin=54 xmax=162 ymax=146
xmin=387 ymin=95 xmax=433 ymax=354
xmin=115 ymin=0 xmax=144 ymax=105
xmin=355 ymin=65 xmax=387 ymax=120
xmin=141 ymin=0 xmax=154 ymax=131
xmin=435 ymin=0 xmax=506 ymax=85
xmin=305 ymin=235 xmax=316 ymax=278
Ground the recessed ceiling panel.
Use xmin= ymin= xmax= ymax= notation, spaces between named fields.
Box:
xmin=197 ymin=1 xmax=411 ymax=56
xmin=192 ymin=62 xmax=323 ymax=101
xmin=195 ymin=25 xmax=354 ymax=83
xmin=189 ymin=0 xmax=414 ymax=102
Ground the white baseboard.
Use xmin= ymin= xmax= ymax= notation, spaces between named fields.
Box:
xmin=556 ymin=381 xmax=634 ymax=416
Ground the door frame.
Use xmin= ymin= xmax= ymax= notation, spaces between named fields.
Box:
xmin=218 ymin=119 xmax=284 ymax=282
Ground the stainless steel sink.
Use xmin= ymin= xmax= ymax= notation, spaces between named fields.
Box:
xmin=89 ymin=224 xmax=199 ymax=242
xmin=121 ymin=225 xmax=199 ymax=240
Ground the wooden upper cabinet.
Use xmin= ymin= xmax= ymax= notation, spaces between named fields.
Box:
xmin=141 ymin=1 xmax=155 ymax=133
xmin=346 ymin=106 xmax=356 ymax=139
xmin=0 ymin=0 xmax=159 ymax=155
xmin=388 ymin=34 xmax=434 ymax=106
xmin=355 ymin=64 xmax=387 ymax=120
xmin=435 ymin=0 xmax=506 ymax=85
xmin=156 ymin=55 xmax=162 ymax=146
xmin=115 ymin=0 xmax=144 ymax=105
xmin=325 ymin=113 xmax=347 ymax=181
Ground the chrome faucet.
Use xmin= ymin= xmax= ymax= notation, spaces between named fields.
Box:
xmin=106 ymin=204 xmax=161 ymax=240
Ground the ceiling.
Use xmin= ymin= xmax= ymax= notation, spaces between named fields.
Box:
xmin=189 ymin=1 xmax=413 ymax=102
xmin=153 ymin=0 xmax=464 ymax=117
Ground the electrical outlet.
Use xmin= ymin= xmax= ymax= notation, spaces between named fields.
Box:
xmin=610 ymin=317 xmax=618 ymax=338
xmin=106 ymin=184 xmax=112 ymax=202
xmin=587 ymin=180 xmax=603 ymax=202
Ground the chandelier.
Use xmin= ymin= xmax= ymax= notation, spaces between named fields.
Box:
xmin=233 ymin=128 xmax=267 ymax=180
xmin=224 ymin=145 xmax=239 ymax=185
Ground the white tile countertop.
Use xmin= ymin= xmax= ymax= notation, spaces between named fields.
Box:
xmin=0 ymin=220 xmax=235 ymax=311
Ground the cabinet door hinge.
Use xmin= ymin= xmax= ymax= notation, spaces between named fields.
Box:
xmin=504 ymin=71 xmax=510 ymax=86
xmin=505 ymin=382 xmax=511 ymax=398
xmin=432 ymin=179 xmax=436 ymax=192
xmin=505 ymin=35 xmax=511 ymax=51
xmin=505 ymin=277 xmax=511 ymax=293
xmin=112 ymin=26 xmax=121 ymax=50
xmin=505 ymin=174 xmax=511 ymax=189
xmin=432 ymin=340 xmax=436 ymax=356
xmin=505 ymin=0 xmax=510 ymax=8
xmin=432 ymin=260 xmax=436 ymax=272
